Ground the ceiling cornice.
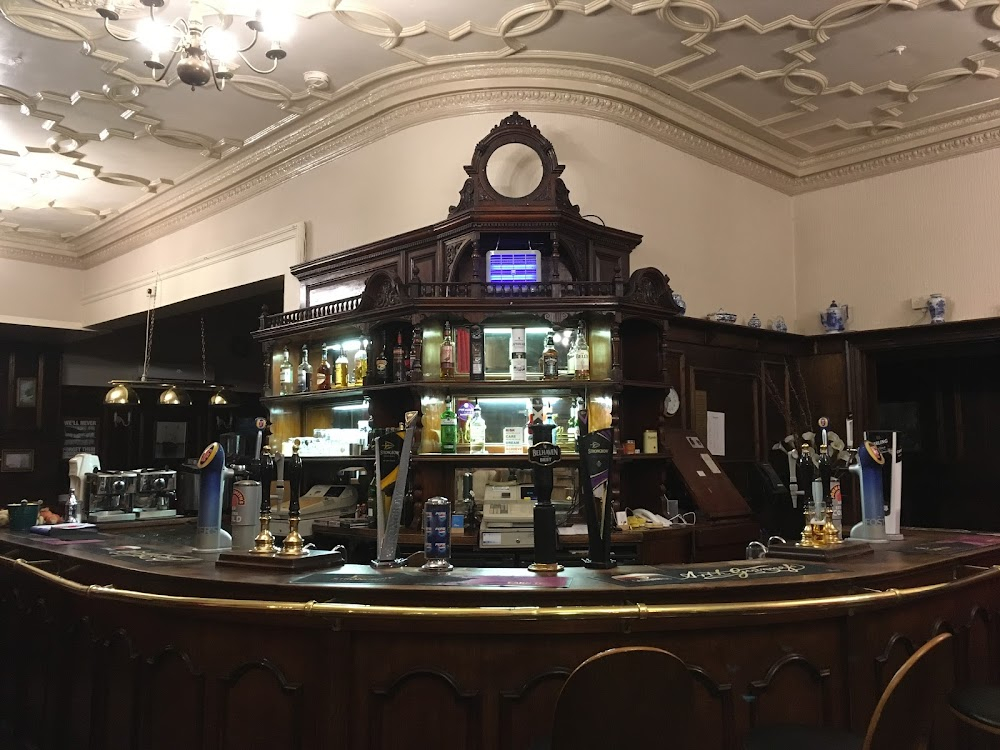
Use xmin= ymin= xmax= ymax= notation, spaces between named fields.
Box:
xmin=8 ymin=60 xmax=1000 ymax=268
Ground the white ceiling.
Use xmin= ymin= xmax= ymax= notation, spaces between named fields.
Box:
xmin=4 ymin=0 xmax=1000 ymax=263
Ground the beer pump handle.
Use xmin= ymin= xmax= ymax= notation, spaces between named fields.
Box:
xmin=287 ymin=440 xmax=302 ymax=517
xmin=259 ymin=448 xmax=274 ymax=515
xmin=846 ymin=413 xmax=854 ymax=450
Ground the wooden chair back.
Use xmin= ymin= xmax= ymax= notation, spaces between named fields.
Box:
xmin=864 ymin=632 xmax=955 ymax=750
xmin=551 ymin=646 xmax=694 ymax=750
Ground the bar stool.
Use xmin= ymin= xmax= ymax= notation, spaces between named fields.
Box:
xmin=950 ymin=685 xmax=1000 ymax=737
xmin=744 ymin=632 xmax=954 ymax=750
xmin=548 ymin=646 xmax=694 ymax=750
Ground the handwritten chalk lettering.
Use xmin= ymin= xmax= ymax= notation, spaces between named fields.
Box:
xmin=674 ymin=563 xmax=805 ymax=581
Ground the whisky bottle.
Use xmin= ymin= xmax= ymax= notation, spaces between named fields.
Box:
xmin=408 ymin=327 xmax=423 ymax=381
xmin=566 ymin=330 xmax=577 ymax=378
xmin=440 ymin=320 xmax=455 ymax=380
xmin=574 ymin=321 xmax=590 ymax=380
xmin=541 ymin=330 xmax=559 ymax=380
xmin=355 ymin=339 xmax=369 ymax=385
xmin=392 ymin=332 xmax=405 ymax=383
xmin=567 ymin=397 xmax=579 ymax=446
xmin=297 ymin=344 xmax=312 ymax=393
xmin=375 ymin=336 xmax=388 ymax=383
xmin=334 ymin=344 xmax=349 ymax=388
xmin=469 ymin=399 xmax=486 ymax=453
xmin=441 ymin=395 xmax=457 ymax=454
xmin=316 ymin=345 xmax=332 ymax=390
xmin=279 ymin=347 xmax=293 ymax=396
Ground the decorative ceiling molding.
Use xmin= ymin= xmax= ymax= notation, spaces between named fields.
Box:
xmin=10 ymin=57 xmax=1000 ymax=268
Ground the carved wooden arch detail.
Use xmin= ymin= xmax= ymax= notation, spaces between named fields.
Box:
xmin=746 ymin=653 xmax=832 ymax=728
xmin=624 ymin=266 xmax=680 ymax=311
xmin=449 ymin=111 xmax=580 ymax=215
xmin=358 ymin=270 xmax=407 ymax=311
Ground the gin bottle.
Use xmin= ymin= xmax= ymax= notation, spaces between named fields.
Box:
xmin=279 ymin=347 xmax=293 ymax=396
xmin=469 ymin=399 xmax=486 ymax=453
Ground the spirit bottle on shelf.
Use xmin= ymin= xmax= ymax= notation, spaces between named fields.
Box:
xmin=566 ymin=329 xmax=577 ymax=378
xmin=408 ymin=328 xmax=423 ymax=381
xmin=279 ymin=347 xmax=293 ymax=396
xmin=566 ymin=397 xmax=579 ymax=446
xmin=510 ymin=326 xmax=527 ymax=381
xmin=334 ymin=344 xmax=349 ymax=388
xmin=297 ymin=344 xmax=312 ymax=393
xmin=469 ymin=399 xmax=486 ymax=453
xmin=469 ymin=324 xmax=484 ymax=381
xmin=441 ymin=395 xmax=458 ymax=454
xmin=574 ymin=321 xmax=590 ymax=380
xmin=316 ymin=344 xmax=332 ymax=390
xmin=541 ymin=330 xmax=559 ymax=380
xmin=375 ymin=336 xmax=388 ymax=383
xmin=392 ymin=332 xmax=406 ymax=383
xmin=440 ymin=320 xmax=455 ymax=380
xmin=355 ymin=338 xmax=369 ymax=385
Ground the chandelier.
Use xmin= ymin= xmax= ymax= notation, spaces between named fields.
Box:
xmin=96 ymin=1 xmax=293 ymax=91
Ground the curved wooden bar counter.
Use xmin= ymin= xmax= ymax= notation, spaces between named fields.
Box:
xmin=2 ymin=527 xmax=999 ymax=750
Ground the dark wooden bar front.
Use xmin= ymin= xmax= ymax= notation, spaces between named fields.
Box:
xmin=2 ymin=528 xmax=998 ymax=750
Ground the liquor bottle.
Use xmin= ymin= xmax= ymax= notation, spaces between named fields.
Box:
xmin=316 ymin=345 xmax=332 ymax=390
xmin=441 ymin=395 xmax=458 ymax=454
xmin=297 ymin=344 xmax=312 ymax=393
xmin=408 ymin=327 xmax=423 ymax=381
xmin=567 ymin=397 xmax=579 ymax=446
xmin=541 ymin=330 xmax=559 ymax=380
xmin=469 ymin=324 xmax=484 ymax=381
xmin=375 ymin=336 xmax=388 ymax=383
xmin=392 ymin=332 xmax=406 ymax=383
xmin=440 ymin=320 xmax=455 ymax=380
xmin=469 ymin=399 xmax=486 ymax=453
xmin=355 ymin=338 xmax=369 ymax=385
xmin=574 ymin=321 xmax=590 ymax=380
xmin=510 ymin=326 xmax=527 ymax=381
xmin=566 ymin=330 xmax=577 ymax=378
xmin=334 ymin=344 xmax=349 ymax=388
xmin=279 ymin=347 xmax=293 ymax=396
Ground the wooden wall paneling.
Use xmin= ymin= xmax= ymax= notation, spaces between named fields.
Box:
xmin=498 ymin=668 xmax=570 ymax=750
xmin=369 ymin=669 xmax=482 ymax=750
xmin=92 ymin=628 xmax=141 ymax=750
xmin=141 ymin=647 xmax=206 ymax=750
xmin=219 ymin=660 xmax=304 ymax=750
xmin=746 ymin=653 xmax=834 ymax=730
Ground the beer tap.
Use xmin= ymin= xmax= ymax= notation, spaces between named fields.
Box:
xmin=250 ymin=445 xmax=277 ymax=555
xmin=277 ymin=439 xmax=305 ymax=557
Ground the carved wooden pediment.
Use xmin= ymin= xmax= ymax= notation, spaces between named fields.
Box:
xmin=449 ymin=112 xmax=580 ymax=216
xmin=357 ymin=270 xmax=407 ymax=311
xmin=624 ymin=267 xmax=680 ymax=312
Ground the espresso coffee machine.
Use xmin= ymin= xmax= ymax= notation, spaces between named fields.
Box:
xmin=85 ymin=470 xmax=138 ymax=522
xmin=132 ymin=469 xmax=178 ymax=520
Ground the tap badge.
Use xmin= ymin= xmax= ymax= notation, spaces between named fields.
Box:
xmin=197 ymin=442 xmax=220 ymax=469
xmin=864 ymin=440 xmax=885 ymax=465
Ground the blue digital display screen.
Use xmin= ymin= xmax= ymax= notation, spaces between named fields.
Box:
xmin=487 ymin=251 xmax=540 ymax=283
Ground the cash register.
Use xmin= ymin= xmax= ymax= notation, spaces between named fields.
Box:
xmin=479 ymin=481 xmax=535 ymax=549
xmin=271 ymin=483 xmax=358 ymax=537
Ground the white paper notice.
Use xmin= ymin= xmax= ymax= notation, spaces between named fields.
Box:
xmin=696 ymin=470 xmax=706 ymax=477
xmin=707 ymin=410 xmax=725 ymax=456
xmin=701 ymin=453 xmax=722 ymax=474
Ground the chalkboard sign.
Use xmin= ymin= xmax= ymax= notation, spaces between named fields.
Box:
xmin=63 ymin=419 xmax=97 ymax=459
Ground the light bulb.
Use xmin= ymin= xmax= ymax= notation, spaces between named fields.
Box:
xmin=259 ymin=6 xmax=295 ymax=42
xmin=137 ymin=18 xmax=176 ymax=56
xmin=204 ymin=28 xmax=238 ymax=62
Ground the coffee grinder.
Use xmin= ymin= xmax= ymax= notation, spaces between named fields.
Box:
xmin=68 ymin=452 xmax=100 ymax=518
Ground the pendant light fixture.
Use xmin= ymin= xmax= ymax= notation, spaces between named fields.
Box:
xmin=103 ymin=288 xmax=234 ymax=407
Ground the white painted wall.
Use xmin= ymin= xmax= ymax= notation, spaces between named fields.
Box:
xmin=0 ymin=257 xmax=83 ymax=329
xmin=794 ymin=147 xmax=1000 ymax=333
xmin=74 ymin=111 xmax=796 ymax=327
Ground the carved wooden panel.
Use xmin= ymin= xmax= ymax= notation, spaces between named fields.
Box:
xmin=874 ymin=632 xmax=916 ymax=694
xmin=370 ymin=669 xmax=482 ymax=750
xmin=747 ymin=653 xmax=832 ymax=729
xmin=142 ymin=647 xmax=206 ymax=750
xmin=498 ymin=668 xmax=571 ymax=750
xmin=220 ymin=660 xmax=303 ymax=750
xmin=94 ymin=628 xmax=141 ymax=750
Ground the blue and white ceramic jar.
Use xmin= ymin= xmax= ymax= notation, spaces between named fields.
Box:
xmin=672 ymin=292 xmax=686 ymax=315
xmin=771 ymin=316 xmax=788 ymax=333
xmin=927 ymin=294 xmax=946 ymax=324
xmin=747 ymin=313 xmax=761 ymax=329
xmin=820 ymin=301 xmax=848 ymax=333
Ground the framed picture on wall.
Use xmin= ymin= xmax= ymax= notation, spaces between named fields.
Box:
xmin=154 ymin=421 xmax=187 ymax=459
xmin=1 ymin=449 xmax=35 ymax=472
xmin=15 ymin=377 xmax=37 ymax=408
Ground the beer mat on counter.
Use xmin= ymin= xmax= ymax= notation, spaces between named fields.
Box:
xmin=94 ymin=545 xmax=205 ymax=565
xmin=436 ymin=575 xmax=570 ymax=588
xmin=607 ymin=561 xmax=839 ymax=587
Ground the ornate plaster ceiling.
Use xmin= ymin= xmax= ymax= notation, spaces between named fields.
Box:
xmin=5 ymin=0 xmax=1000 ymax=265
